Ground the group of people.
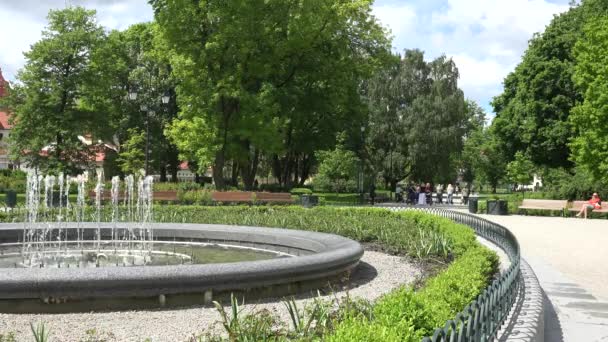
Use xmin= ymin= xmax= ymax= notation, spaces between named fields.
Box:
xmin=395 ymin=182 xmax=470 ymax=205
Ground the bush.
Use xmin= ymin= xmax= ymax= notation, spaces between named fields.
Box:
xmin=290 ymin=188 xmax=312 ymax=195
xmin=327 ymin=244 xmax=498 ymax=340
xmin=177 ymin=190 xmax=213 ymax=205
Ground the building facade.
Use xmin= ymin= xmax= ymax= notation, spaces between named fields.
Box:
xmin=0 ymin=67 xmax=13 ymax=169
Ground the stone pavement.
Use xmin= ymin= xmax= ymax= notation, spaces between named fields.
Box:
xmin=475 ymin=214 xmax=608 ymax=342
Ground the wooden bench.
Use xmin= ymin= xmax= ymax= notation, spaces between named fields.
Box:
xmin=254 ymin=192 xmax=295 ymax=204
xmin=568 ymin=201 xmax=608 ymax=214
xmin=518 ymin=199 xmax=568 ymax=215
xmin=212 ymin=192 xmax=294 ymax=204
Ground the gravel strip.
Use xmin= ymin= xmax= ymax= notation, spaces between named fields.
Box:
xmin=0 ymin=250 xmax=422 ymax=342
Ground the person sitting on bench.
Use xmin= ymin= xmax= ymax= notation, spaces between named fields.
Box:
xmin=576 ymin=193 xmax=601 ymax=219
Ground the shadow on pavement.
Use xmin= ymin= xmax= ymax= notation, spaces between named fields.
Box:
xmin=544 ymin=290 xmax=565 ymax=342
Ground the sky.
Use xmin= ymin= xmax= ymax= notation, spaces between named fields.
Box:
xmin=0 ymin=0 xmax=572 ymax=115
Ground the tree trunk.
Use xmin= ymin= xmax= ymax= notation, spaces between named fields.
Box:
xmin=241 ymin=148 xmax=260 ymax=191
xmin=213 ymin=150 xmax=226 ymax=190
xmin=230 ymin=160 xmax=239 ymax=187
xmin=159 ymin=165 xmax=167 ymax=182
xmin=298 ymin=154 xmax=312 ymax=186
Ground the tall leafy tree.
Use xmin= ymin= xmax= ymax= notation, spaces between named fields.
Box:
xmin=491 ymin=0 xmax=608 ymax=168
xmin=570 ymin=15 xmax=608 ymax=184
xmin=462 ymin=128 xmax=507 ymax=193
xmin=506 ymin=151 xmax=535 ymax=196
xmin=85 ymin=23 xmax=180 ymax=180
xmin=365 ymin=49 xmax=467 ymax=188
xmin=152 ymin=0 xmax=389 ymax=189
xmin=7 ymin=7 xmax=104 ymax=172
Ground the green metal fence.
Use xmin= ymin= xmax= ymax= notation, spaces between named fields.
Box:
xmin=391 ymin=207 xmax=521 ymax=342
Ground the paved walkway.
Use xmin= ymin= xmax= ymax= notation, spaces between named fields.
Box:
xmin=476 ymin=214 xmax=608 ymax=342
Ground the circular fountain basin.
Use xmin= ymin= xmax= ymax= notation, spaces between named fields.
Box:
xmin=0 ymin=223 xmax=363 ymax=312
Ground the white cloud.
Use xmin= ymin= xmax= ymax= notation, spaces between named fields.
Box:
xmin=0 ymin=0 xmax=153 ymax=82
xmin=372 ymin=4 xmax=417 ymax=42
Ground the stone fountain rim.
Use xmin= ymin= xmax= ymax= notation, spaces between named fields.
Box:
xmin=0 ymin=223 xmax=363 ymax=300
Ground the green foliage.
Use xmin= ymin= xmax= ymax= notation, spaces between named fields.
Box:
xmin=85 ymin=22 xmax=181 ymax=179
xmin=570 ymin=14 xmax=608 ymax=185
xmin=289 ymin=188 xmax=312 ymax=196
xmin=506 ymin=151 xmax=535 ymax=188
xmin=327 ymin=244 xmax=497 ymax=340
xmin=365 ymin=49 xmax=467 ymax=184
xmin=0 ymin=170 xmax=27 ymax=192
xmin=7 ymin=7 xmax=105 ymax=173
xmin=31 ymin=322 xmax=51 ymax=342
xmin=212 ymin=294 xmax=278 ymax=342
xmin=80 ymin=329 xmax=115 ymax=342
xmin=117 ymin=128 xmax=145 ymax=175
xmin=151 ymin=0 xmax=390 ymax=189
xmin=462 ymin=129 xmax=507 ymax=193
xmin=150 ymin=206 xmax=477 ymax=260
xmin=313 ymin=134 xmax=360 ymax=193
xmin=0 ymin=332 xmax=16 ymax=342
xmin=176 ymin=190 xmax=213 ymax=205
xmin=491 ymin=0 xmax=608 ymax=169
xmin=541 ymin=167 xmax=608 ymax=200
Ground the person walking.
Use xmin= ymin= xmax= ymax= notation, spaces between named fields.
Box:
xmin=436 ymin=184 xmax=443 ymax=204
xmin=447 ymin=183 xmax=454 ymax=204
xmin=418 ymin=183 xmax=426 ymax=205
xmin=425 ymin=182 xmax=433 ymax=205
xmin=462 ymin=187 xmax=469 ymax=205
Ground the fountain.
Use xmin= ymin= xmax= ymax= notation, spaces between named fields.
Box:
xmin=0 ymin=171 xmax=363 ymax=312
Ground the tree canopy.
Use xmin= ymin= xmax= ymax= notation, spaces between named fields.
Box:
xmin=7 ymin=7 xmax=104 ymax=173
xmin=491 ymin=0 xmax=608 ymax=169
xmin=151 ymin=0 xmax=390 ymax=189
xmin=570 ymin=14 xmax=608 ymax=184
xmin=364 ymin=49 xmax=467 ymax=187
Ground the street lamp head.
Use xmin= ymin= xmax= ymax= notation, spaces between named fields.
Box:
xmin=128 ymin=91 xmax=138 ymax=101
xmin=140 ymin=104 xmax=148 ymax=112
xmin=148 ymin=110 xmax=156 ymax=117
xmin=161 ymin=93 xmax=170 ymax=104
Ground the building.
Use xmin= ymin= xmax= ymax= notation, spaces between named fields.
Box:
xmin=0 ymin=67 xmax=13 ymax=169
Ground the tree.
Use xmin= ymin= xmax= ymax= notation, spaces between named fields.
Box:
xmin=7 ymin=7 xmax=104 ymax=173
xmin=506 ymin=151 xmax=535 ymax=196
xmin=570 ymin=15 xmax=608 ymax=185
xmin=459 ymin=100 xmax=487 ymax=185
xmin=491 ymin=0 xmax=608 ymax=168
xmin=462 ymin=128 xmax=507 ymax=193
xmin=313 ymin=133 xmax=360 ymax=193
xmin=152 ymin=0 xmax=389 ymax=189
xmin=84 ymin=23 xmax=180 ymax=180
xmin=117 ymin=128 xmax=145 ymax=175
xmin=365 ymin=49 xmax=467 ymax=187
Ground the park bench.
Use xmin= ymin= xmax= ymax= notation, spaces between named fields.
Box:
xmin=363 ymin=193 xmax=390 ymax=203
xmin=153 ymin=191 xmax=178 ymax=201
xmin=568 ymin=201 xmax=608 ymax=215
xmin=254 ymin=192 xmax=295 ymax=204
xmin=518 ymin=199 xmax=568 ymax=215
xmin=212 ymin=191 xmax=294 ymax=204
